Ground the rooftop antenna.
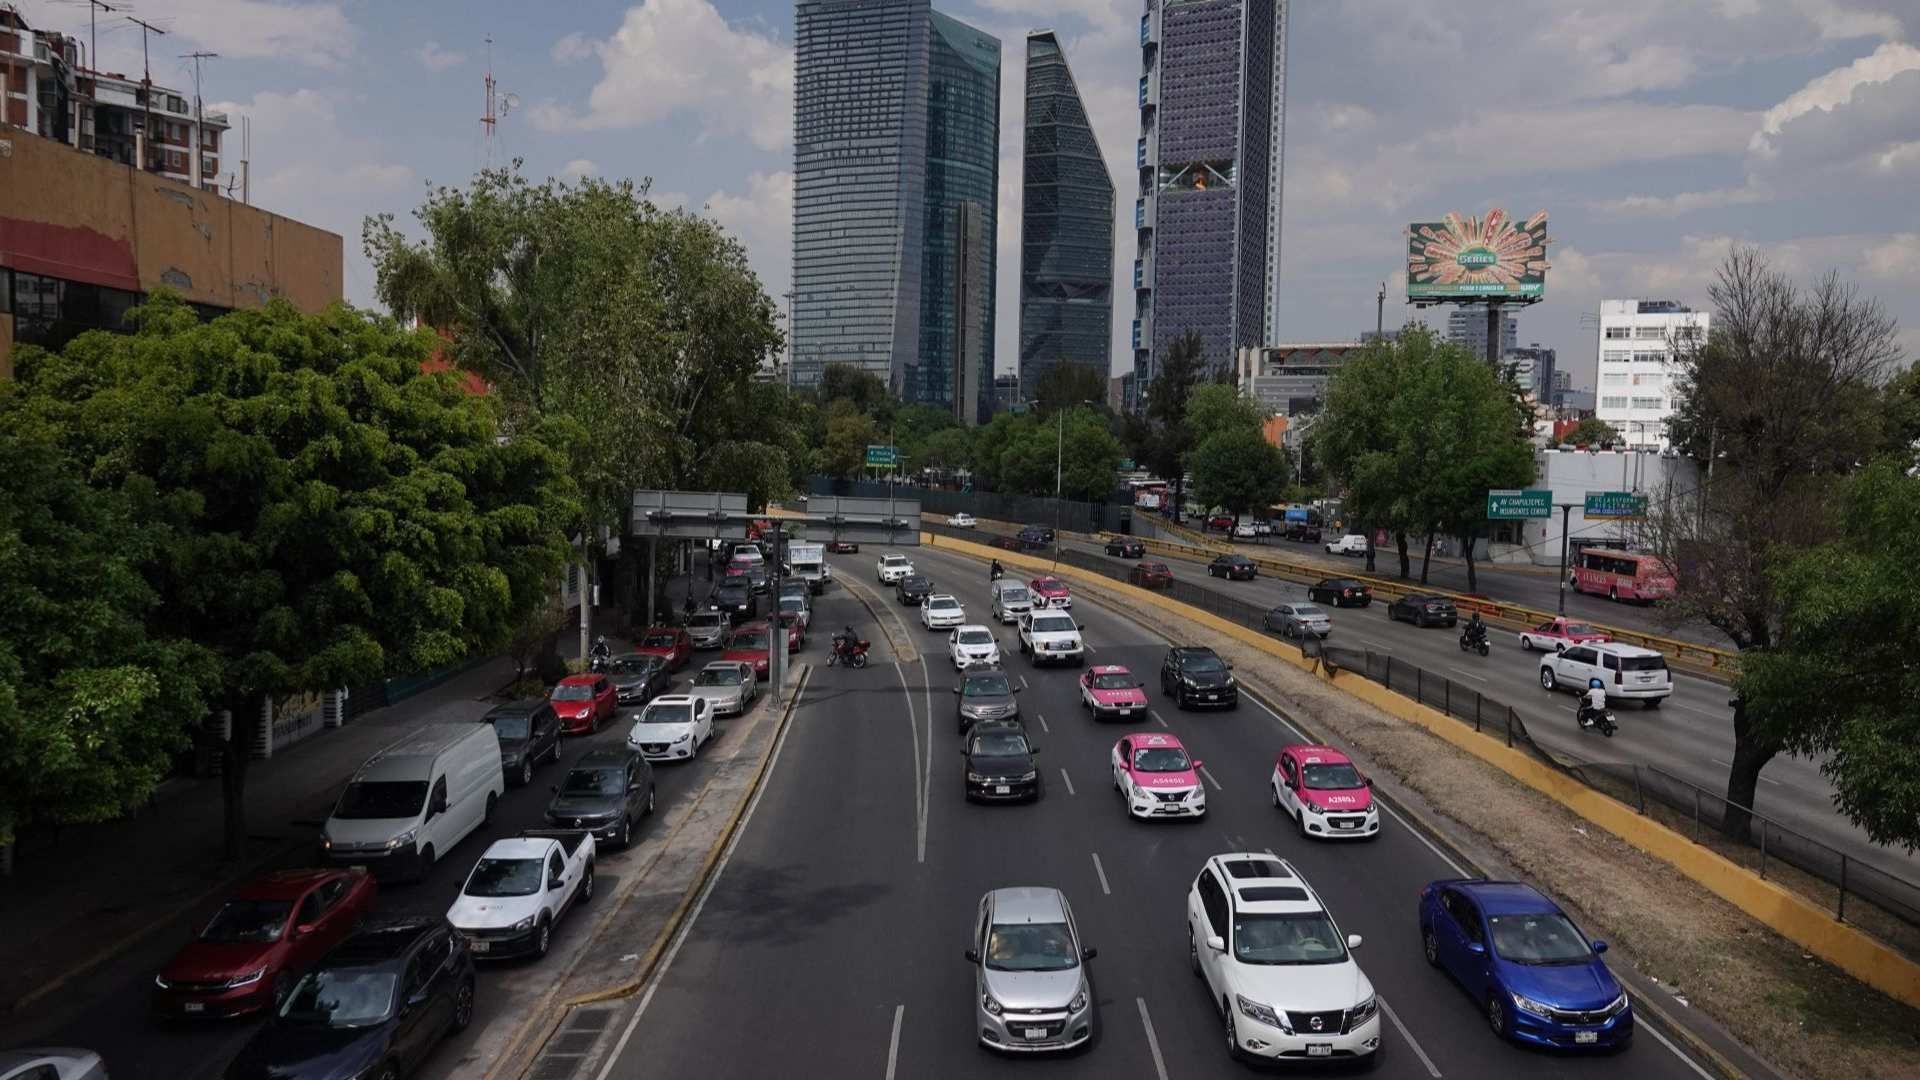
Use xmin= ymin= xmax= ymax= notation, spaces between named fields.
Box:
xmin=127 ymin=15 xmax=166 ymax=172
xmin=85 ymin=0 xmax=116 ymax=74
xmin=180 ymin=49 xmax=216 ymax=188
xmin=480 ymin=35 xmax=516 ymax=168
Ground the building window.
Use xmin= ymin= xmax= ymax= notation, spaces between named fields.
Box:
xmin=1602 ymin=350 xmax=1630 ymax=362
xmin=1601 ymin=396 xmax=1629 ymax=410
xmin=1602 ymin=373 xmax=1628 ymax=386
xmin=1630 ymin=396 xmax=1663 ymax=409
xmin=1635 ymin=325 xmax=1666 ymax=339
xmin=1604 ymin=327 xmax=1630 ymax=339
xmin=1632 ymin=351 xmax=1664 ymax=364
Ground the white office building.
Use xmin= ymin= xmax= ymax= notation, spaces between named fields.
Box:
xmin=1594 ymin=299 xmax=1709 ymax=450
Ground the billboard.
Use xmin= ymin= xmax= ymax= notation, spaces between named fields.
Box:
xmin=1407 ymin=209 xmax=1550 ymax=303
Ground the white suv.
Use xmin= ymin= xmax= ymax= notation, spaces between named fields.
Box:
xmin=1017 ymin=611 xmax=1085 ymax=668
xmin=1324 ymin=534 xmax=1368 ymax=556
xmin=1186 ymin=853 xmax=1380 ymax=1065
xmin=1539 ymin=642 xmax=1672 ymax=707
xmin=877 ymin=554 xmax=914 ymax=584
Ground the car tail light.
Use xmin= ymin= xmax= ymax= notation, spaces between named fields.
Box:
xmin=1614 ymin=668 xmax=1623 ymax=685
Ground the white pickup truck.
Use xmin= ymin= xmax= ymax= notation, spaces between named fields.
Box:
xmin=1018 ymin=610 xmax=1086 ymax=668
xmin=447 ymin=829 xmax=595 ymax=960
xmin=787 ymin=542 xmax=830 ymax=594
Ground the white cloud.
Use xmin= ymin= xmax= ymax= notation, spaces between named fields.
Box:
xmin=344 ymin=163 xmax=415 ymax=191
xmin=530 ymin=0 xmax=791 ymax=152
xmin=413 ymin=41 xmax=466 ymax=72
xmin=82 ymin=0 xmax=356 ymax=71
xmin=1591 ymin=186 xmax=1770 ymax=218
xmin=1752 ymin=42 xmax=1920 ymax=156
xmin=552 ymin=32 xmax=596 ymax=63
xmin=703 ymin=171 xmax=795 ymax=331
xmin=1862 ymin=234 xmax=1920 ymax=283
xmin=559 ymin=159 xmax=600 ymax=180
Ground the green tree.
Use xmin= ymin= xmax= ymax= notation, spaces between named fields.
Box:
xmin=1413 ymin=349 xmax=1537 ymax=589
xmin=1314 ymin=334 xmax=1421 ymax=574
xmin=1188 ymin=427 xmax=1290 ymax=524
xmin=1031 ymin=363 xmax=1109 ymax=418
xmin=1186 ymin=382 xmax=1269 ymax=438
xmin=819 ymin=399 xmax=879 ymax=479
xmin=1138 ymin=332 xmax=1208 ymax=521
xmin=1055 ymin=407 xmax=1126 ymax=502
xmin=919 ymin=427 xmax=975 ymax=473
xmin=1739 ymin=460 xmax=1920 ymax=849
xmin=1640 ymin=247 xmax=1901 ymax=840
xmin=4 ymin=297 xmax=581 ymax=859
xmin=815 ymin=364 xmax=895 ymax=424
xmin=1554 ymin=416 xmax=1621 ymax=448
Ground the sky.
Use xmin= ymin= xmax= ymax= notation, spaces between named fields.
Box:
xmin=26 ymin=0 xmax=1919 ymax=392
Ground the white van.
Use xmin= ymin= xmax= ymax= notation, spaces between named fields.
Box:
xmin=990 ymin=579 xmax=1033 ymax=624
xmin=321 ymin=722 xmax=506 ymax=881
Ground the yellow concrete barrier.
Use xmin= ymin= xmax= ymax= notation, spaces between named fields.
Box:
xmin=923 ymin=530 xmax=1920 ymax=1011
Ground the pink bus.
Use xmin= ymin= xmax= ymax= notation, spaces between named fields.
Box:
xmin=1571 ymin=548 xmax=1674 ymax=603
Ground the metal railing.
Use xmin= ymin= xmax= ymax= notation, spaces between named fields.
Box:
xmin=807 ymin=479 xmax=1125 ymax=535
xmin=923 ymin=521 xmax=1920 ymax=961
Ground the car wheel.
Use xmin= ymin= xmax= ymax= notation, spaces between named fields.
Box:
xmin=535 ymin=919 xmax=552 ymax=959
xmin=1646 ymin=697 xmax=1663 ymax=710
xmin=590 ymin=713 xmax=601 ymax=735
xmin=1298 ymin=807 xmax=1310 ymax=839
xmin=452 ymin=978 xmax=475 ymax=1032
xmin=580 ymin=863 xmax=595 ymax=903
xmin=548 ymin=739 xmax=561 ymax=764
xmin=1518 ymin=635 xmax=1532 ymax=651
xmin=1540 ymin=668 xmax=1558 ymax=691
xmin=1487 ymin=993 xmax=1508 ymax=1040
xmin=519 ymin=758 xmax=533 ymax=786
xmin=483 ymin=792 xmax=497 ymax=824
xmin=646 ymin=788 xmax=657 ymax=815
xmin=271 ymin=970 xmax=294 ymax=1007
xmin=1609 ymin=586 xmax=1620 ymax=601
xmin=1423 ymin=929 xmax=1441 ymax=967
xmin=372 ymin=1063 xmax=400 ymax=1080
xmin=1224 ymin=997 xmax=1247 ymax=1062
xmin=1271 ymin=781 xmax=1281 ymax=808
xmin=616 ymin=815 xmax=632 ymax=848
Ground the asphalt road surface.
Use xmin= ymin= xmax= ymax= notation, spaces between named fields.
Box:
xmin=1028 ymin=531 xmax=1920 ymax=896
xmin=595 ymin=546 xmax=1721 ymax=1079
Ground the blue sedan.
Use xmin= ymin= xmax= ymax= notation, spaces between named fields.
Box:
xmin=1418 ymin=879 xmax=1633 ymax=1050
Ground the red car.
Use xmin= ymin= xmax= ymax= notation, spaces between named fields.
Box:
xmin=721 ymin=621 xmax=776 ymax=679
xmin=827 ymin=539 xmax=860 ymax=553
xmin=1207 ymin=515 xmax=1234 ymax=531
xmin=1028 ymin=576 xmax=1072 ymax=609
xmin=635 ymin=625 xmax=693 ymax=671
xmin=773 ymin=610 xmax=806 ymax=651
xmin=1518 ymin=616 xmax=1611 ymax=653
xmin=153 ymin=868 xmax=376 ymax=1018
xmin=1128 ymin=561 xmax=1174 ymax=589
xmin=551 ymin=673 xmax=617 ymax=734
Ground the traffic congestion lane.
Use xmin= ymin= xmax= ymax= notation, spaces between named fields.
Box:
xmin=3 ymin=650 xmax=747 ymax=1080
xmin=863 ymin=545 xmax=1709 ymax=1079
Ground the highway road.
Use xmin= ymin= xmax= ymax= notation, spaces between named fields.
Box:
xmin=597 ymin=544 xmax=1719 ymax=1079
xmin=1024 ymin=529 xmax=1920 ymax=899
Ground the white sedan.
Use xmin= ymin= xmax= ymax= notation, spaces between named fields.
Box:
xmin=948 ymin=624 xmax=1002 ymax=670
xmin=877 ymin=554 xmax=914 ymax=584
xmin=949 ymin=512 xmax=977 ymax=528
xmin=626 ymin=694 xmax=715 ymax=762
xmin=921 ymin=593 xmax=965 ymax=629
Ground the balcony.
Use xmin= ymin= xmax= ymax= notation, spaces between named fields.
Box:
xmin=1136 ymin=137 xmax=1147 ymax=170
xmin=1138 ymin=72 xmax=1158 ymax=110
xmin=1133 ymin=320 xmax=1143 ymax=350
xmin=1133 ymin=252 xmax=1154 ymax=289
xmin=1135 ymin=197 xmax=1153 ymax=231
xmin=1141 ymin=12 xmax=1158 ymax=48
xmin=1133 ymin=313 xmax=1152 ymax=350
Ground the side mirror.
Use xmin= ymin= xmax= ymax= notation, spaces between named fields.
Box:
xmin=1225 ymin=661 xmax=1235 ymax=670
xmin=1363 ymin=776 xmax=1373 ymax=787
xmin=964 ymin=948 xmax=980 ymax=963
xmin=1346 ymin=934 xmax=1364 ymax=950
xmin=1082 ymin=946 xmax=1098 ymax=961
xmin=405 ymin=989 xmax=430 ymax=1012
xmin=1592 ymin=940 xmax=1609 ymax=953
xmin=293 ymin=923 xmax=316 ymax=938
xmin=1205 ymin=934 xmax=1226 ymax=953
xmin=1013 ymin=686 xmax=1024 ymax=694
xmin=549 ymin=876 xmax=565 ymax=891
xmin=549 ymin=785 xmax=560 ymax=795
xmin=952 ymin=687 xmax=961 ymax=695
xmin=1029 ymin=746 xmax=1040 ymax=755
xmin=1466 ymin=941 xmax=1487 ymax=956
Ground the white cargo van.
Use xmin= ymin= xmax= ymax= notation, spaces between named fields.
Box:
xmin=787 ymin=542 xmax=829 ymax=594
xmin=990 ymin=579 xmax=1033 ymax=624
xmin=321 ymin=722 xmax=506 ymax=881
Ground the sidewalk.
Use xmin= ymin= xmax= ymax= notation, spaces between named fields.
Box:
xmin=0 ymin=616 xmax=623 ymax=1018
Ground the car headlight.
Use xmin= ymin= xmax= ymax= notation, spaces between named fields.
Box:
xmin=1603 ymin=992 xmax=1629 ymax=1016
xmin=387 ymin=828 xmax=418 ymax=850
xmin=512 ymin=915 xmax=537 ymax=932
xmin=227 ymin=967 xmax=267 ymax=989
xmin=1182 ymin=676 xmax=1198 ymax=687
xmin=1236 ymin=994 xmax=1286 ymax=1031
xmin=1511 ymin=991 xmax=1554 ymax=1018
xmin=1304 ymin=802 xmax=1324 ymax=815
xmin=967 ymin=772 xmax=987 ymax=783
xmin=981 ymin=995 xmax=1003 ymax=1015
xmin=1069 ymin=987 xmax=1088 ymax=1012
xmin=672 ymin=732 xmax=693 ymax=743
xmin=154 ymin=974 xmax=172 ymax=990
xmin=1222 ymin=675 xmax=1236 ymax=686
xmin=1348 ymin=994 xmax=1378 ymax=1025
xmin=1016 ymin=771 xmax=1037 ymax=782
xmin=319 ymin=831 xmax=332 ymax=851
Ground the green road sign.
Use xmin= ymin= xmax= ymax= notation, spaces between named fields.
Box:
xmin=866 ymin=445 xmax=897 ymax=468
xmin=1487 ymin=488 xmax=1553 ymax=519
xmin=1119 ymin=458 xmax=1136 ymax=471
xmin=1584 ymin=491 xmax=1646 ymax=519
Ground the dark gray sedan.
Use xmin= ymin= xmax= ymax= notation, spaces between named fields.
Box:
xmin=544 ymin=748 xmax=655 ymax=849
xmin=607 ymin=653 xmax=673 ymax=707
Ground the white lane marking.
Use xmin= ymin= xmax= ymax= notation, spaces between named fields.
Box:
xmin=1378 ymin=996 xmax=1441 ymax=1078
xmin=1674 ymin=700 xmax=1722 ymax=719
xmin=895 ymin=663 xmax=927 ymax=862
xmin=1091 ymin=852 xmax=1112 ymax=895
xmin=1081 ymin=638 xmax=1096 ymax=653
xmin=1447 ymin=665 xmax=1488 ymax=683
xmin=920 ymin=655 xmax=933 ymax=858
xmin=1376 ymin=801 xmax=1469 ymax=877
xmin=1149 ymin=708 xmax=1169 ymax=728
xmin=1642 ymin=1008 xmax=1717 ymax=1080
xmin=594 ymin=669 xmax=806 ymax=1080
xmin=1060 ymin=768 xmax=1077 ymax=796
xmin=1136 ymin=998 xmax=1171 ymax=1080
xmin=1037 ymin=712 xmax=1051 ymax=733
xmin=1198 ymin=765 xmax=1223 ymax=791
xmin=1709 ymin=757 xmax=1781 ymax=786
xmin=1354 ymin=636 xmax=1390 ymax=650
xmin=884 ymin=1004 xmax=904 ymax=1079
xmin=1019 ymin=675 xmax=1030 ymax=689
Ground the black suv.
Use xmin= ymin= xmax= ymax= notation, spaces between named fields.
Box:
xmin=223 ymin=916 xmax=475 ymax=1080
xmin=481 ymin=699 xmax=563 ymax=787
xmin=954 ymin=670 xmax=1021 ymax=733
xmin=709 ymin=580 xmax=758 ymax=622
xmin=895 ymin=574 xmax=934 ymax=606
xmin=1015 ymin=527 xmax=1050 ymax=550
xmin=1160 ymin=647 xmax=1238 ymax=710
xmin=1207 ymin=554 xmax=1257 ymax=580
xmin=961 ymin=721 xmax=1040 ymax=802
xmin=544 ymin=748 xmax=656 ymax=849
xmin=1105 ymin=537 xmax=1145 ymax=558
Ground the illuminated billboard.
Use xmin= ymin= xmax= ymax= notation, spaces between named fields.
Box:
xmin=1406 ymin=209 xmax=1550 ymax=303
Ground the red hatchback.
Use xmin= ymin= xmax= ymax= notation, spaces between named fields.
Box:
xmin=1128 ymin=561 xmax=1174 ymax=589
xmin=153 ymin=868 xmax=376 ymax=1018
xmin=635 ymin=625 xmax=693 ymax=671
xmin=551 ymin=673 xmax=617 ymax=734
xmin=721 ymin=621 xmax=776 ymax=679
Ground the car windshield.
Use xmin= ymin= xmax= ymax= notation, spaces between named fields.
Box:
xmin=970 ymin=732 xmax=1029 ymax=757
xmin=552 ymin=684 xmax=594 ymax=702
xmin=641 ymin=702 xmax=694 ymax=725
xmin=487 ymin=712 xmax=532 ymax=740
xmin=1132 ymin=747 xmax=1191 ymax=772
xmin=1000 ymin=587 xmax=1029 ymax=602
xmin=1302 ymin=763 xmax=1363 ymax=789
xmin=1488 ymin=913 xmax=1595 ymax=964
xmin=1233 ymin=913 xmax=1349 ymax=965
xmin=199 ymin=899 xmax=293 ymax=943
xmin=1143 ymin=564 xmax=1168 ymax=573
xmin=715 ymin=584 xmax=749 ymax=598
xmin=1034 ymin=579 xmax=1063 ymax=591
xmin=333 ymin=780 xmax=427 ymax=820
xmin=608 ymin=656 xmax=655 ymax=677
xmin=1091 ymin=673 xmax=1134 ymax=690
xmin=280 ymin=969 xmax=396 ymax=1028
xmin=957 ymin=629 xmax=994 ymax=645
xmin=1181 ymin=654 xmax=1224 ymax=673
xmin=883 ymin=557 xmax=908 ymax=566
xmin=695 ymin=667 xmax=743 ymax=686
xmin=688 ymin=614 xmax=726 ymax=629
xmin=465 ymin=857 xmax=543 ymax=897
xmin=1562 ymin=622 xmax=1596 ymax=636
xmin=929 ymin=597 xmax=958 ymax=609
xmin=962 ymin=675 xmax=1011 ymax=696
xmin=984 ymin=922 xmax=1078 ymax=972
xmin=1031 ymin=616 xmax=1075 ymax=633
xmin=642 ymin=634 xmax=678 ymax=649
xmin=780 ymin=598 xmax=804 ymax=611
xmin=903 ymin=576 xmax=928 ymax=588
xmin=562 ymin=767 xmax=624 ymax=795
xmin=1293 ymin=604 xmax=1326 ymax=617
xmin=728 ymin=632 xmax=769 ymax=651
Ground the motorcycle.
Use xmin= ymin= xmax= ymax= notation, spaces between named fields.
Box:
xmin=588 ymin=651 xmax=612 ymax=674
xmin=1578 ymin=705 xmax=1618 ymax=738
xmin=829 ymin=634 xmax=871 ymax=669
xmin=1458 ymin=628 xmax=1490 ymax=657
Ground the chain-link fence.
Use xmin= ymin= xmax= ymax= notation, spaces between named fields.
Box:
xmin=924 ymin=520 xmax=1920 ymax=961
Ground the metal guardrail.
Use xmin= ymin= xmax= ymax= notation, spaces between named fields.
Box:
xmin=923 ymin=520 xmax=1920 ymax=961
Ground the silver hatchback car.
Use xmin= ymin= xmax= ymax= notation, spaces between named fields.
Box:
xmin=686 ymin=661 xmax=759 ymax=717
xmin=967 ymin=887 xmax=1096 ymax=1053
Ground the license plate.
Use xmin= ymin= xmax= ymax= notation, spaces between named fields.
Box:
xmin=1117 ymin=708 xmax=1132 ymax=716
xmin=1335 ymin=820 xmax=1355 ymax=828
xmin=1575 ymin=1031 xmax=1598 ymax=1044
xmin=1306 ymin=1044 xmax=1333 ymax=1056
xmin=1023 ymin=1027 xmax=1047 ymax=1040
xmin=183 ymin=1002 xmax=205 ymax=1014
xmin=470 ymin=940 xmax=491 ymax=954
xmin=1206 ymin=693 xmax=1218 ymax=700
xmin=994 ymin=785 xmax=1010 ymax=795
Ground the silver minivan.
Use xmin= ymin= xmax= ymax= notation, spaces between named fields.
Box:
xmin=321 ymin=722 xmax=506 ymax=880
xmin=990 ymin=579 xmax=1032 ymax=624
xmin=968 ymin=886 xmax=1096 ymax=1053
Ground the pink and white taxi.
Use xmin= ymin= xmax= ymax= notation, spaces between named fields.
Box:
xmin=1111 ymin=732 xmax=1207 ymax=820
xmin=1079 ymin=665 xmax=1147 ymax=720
xmin=1271 ymin=745 xmax=1379 ymax=840
xmin=1028 ymin=575 xmax=1072 ymax=609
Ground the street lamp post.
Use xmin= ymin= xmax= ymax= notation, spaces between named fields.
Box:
xmin=1052 ymin=399 xmax=1097 ymax=569
xmin=1554 ymin=501 xmax=1582 ymax=614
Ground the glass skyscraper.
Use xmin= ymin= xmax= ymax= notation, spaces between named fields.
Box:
xmin=1018 ymin=30 xmax=1114 ymax=396
xmin=1134 ymin=0 xmax=1289 ymax=392
xmin=791 ymin=0 xmax=999 ymax=424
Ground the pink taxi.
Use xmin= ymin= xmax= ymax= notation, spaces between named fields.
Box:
xmin=1517 ymin=616 xmax=1610 ymax=653
xmin=1028 ymin=575 xmax=1072 ymax=609
xmin=1270 ymin=745 xmax=1380 ymax=840
xmin=1110 ymin=732 xmax=1207 ymax=820
xmin=1079 ymin=665 xmax=1147 ymax=720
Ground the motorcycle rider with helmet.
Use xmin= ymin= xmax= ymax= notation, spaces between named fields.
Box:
xmin=1578 ymin=677 xmax=1608 ymax=729
xmin=1463 ymin=611 xmax=1488 ymax=646
xmin=989 ymin=558 xmax=1004 ymax=581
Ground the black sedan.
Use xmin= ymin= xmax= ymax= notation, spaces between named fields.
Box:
xmin=962 ymin=721 xmax=1039 ymax=802
xmin=607 ymin=653 xmax=673 ymax=708
xmin=895 ymin=574 xmax=934 ymax=606
xmin=1207 ymin=554 xmax=1257 ymax=580
xmin=1388 ymin=593 xmax=1459 ymax=628
xmin=1104 ymin=537 xmax=1146 ymax=558
xmin=1016 ymin=528 xmax=1051 ymax=550
xmin=1308 ymin=577 xmax=1372 ymax=607
xmin=480 ymin=700 xmax=563 ymax=787
xmin=222 ymin=916 xmax=474 ymax=1080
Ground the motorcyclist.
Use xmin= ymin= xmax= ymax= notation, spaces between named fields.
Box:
xmin=1464 ymin=612 xmax=1487 ymax=644
xmin=989 ymin=558 xmax=1004 ymax=581
xmin=1578 ymin=677 xmax=1608 ymax=729
xmin=834 ymin=625 xmax=857 ymax=656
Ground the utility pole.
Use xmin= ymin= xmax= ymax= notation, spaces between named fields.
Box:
xmin=1484 ymin=302 xmax=1501 ymax=366
xmin=128 ymin=17 xmax=166 ymax=173
xmin=1555 ymin=502 xmax=1581 ymax=613
xmin=180 ymin=51 xmax=217 ymax=189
